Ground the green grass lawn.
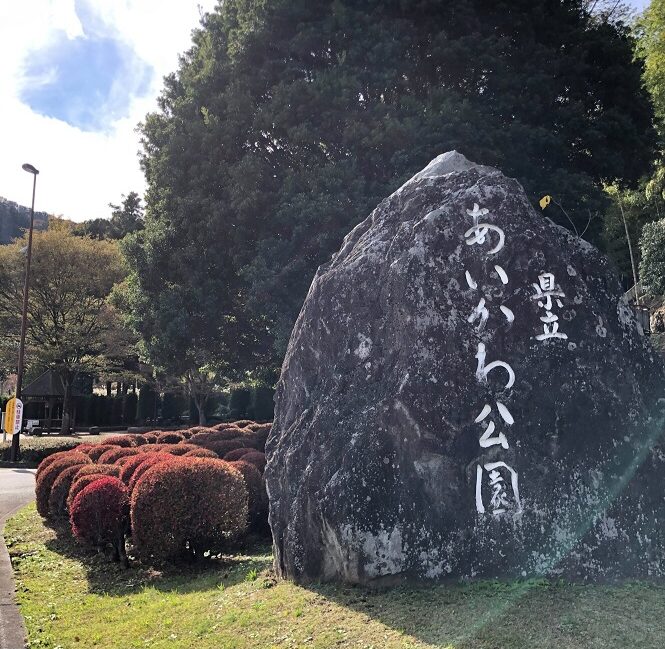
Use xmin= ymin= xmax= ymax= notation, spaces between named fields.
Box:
xmin=6 ymin=504 xmax=665 ymax=649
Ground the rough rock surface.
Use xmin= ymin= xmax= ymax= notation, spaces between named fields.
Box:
xmin=265 ymin=152 xmax=665 ymax=584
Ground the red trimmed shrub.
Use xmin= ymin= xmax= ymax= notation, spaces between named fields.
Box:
xmin=180 ymin=429 xmax=194 ymax=439
xmin=157 ymin=431 xmax=185 ymax=444
xmin=87 ymin=444 xmax=120 ymax=462
xmin=127 ymin=454 xmax=175 ymax=495
xmin=248 ymin=422 xmax=271 ymax=432
xmin=231 ymin=460 xmax=268 ymax=530
xmin=37 ymin=451 xmax=90 ymax=480
xmin=131 ymin=458 xmax=248 ymax=560
xmin=187 ymin=426 xmax=207 ymax=435
xmin=97 ymin=448 xmax=140 ymax=464
xmin=138 ymin=443 xmax=167 ymax=453
xmin=130 ymin=435 xmax=149 ymax=446
xmin=141 ymin=432 xmax=159 ymax=443
xmin=103 ymin=435 xmax=136 ymax=448
xmin=73 ymin=464 xmax=121 ymax=483
xmin=114 ymin=455 xmax=137 ymax=466
xmin=162 ymin=443 xmax=199 ymax=456
xmin=48 ymin=465 xmax=86 ymax=519
xmin=238 ymin=451 xmax=266 ymax=473
xmin=203 ymin=440 xmax=245 ymax=458
xmin=231 ymin=420 xmax=255 ymax=428
xmin=223 ymin=447 xmax=253 ymax=461
xmin=67 ymin=468 xmax=120 ymax=509
xmin=183 ymin=448 xmax=218 ymax=459
xmin=119 ymin=453 xmax=174 ymax=487
xmin=36 ymin=455 xmax=92 ymax=517
xmin=70 ymin=477 xmax=129 ymax=564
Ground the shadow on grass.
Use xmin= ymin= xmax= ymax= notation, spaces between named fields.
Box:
xmin=42 ymin=520 xmax=273 ymax=597
xmin=303 ymin=577 xmax=665 ymax=648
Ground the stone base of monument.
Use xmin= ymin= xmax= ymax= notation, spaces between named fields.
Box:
xmin=265 ymin=152 xmax=665 ymax=585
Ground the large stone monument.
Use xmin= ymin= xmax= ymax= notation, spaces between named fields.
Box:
xmin=265 ymin=152 xmax=665 ymax=584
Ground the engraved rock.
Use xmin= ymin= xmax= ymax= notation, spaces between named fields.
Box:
xmin=265 ymin=152 xmax=665 ymax=584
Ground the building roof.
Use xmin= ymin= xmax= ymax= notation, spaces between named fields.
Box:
xmin=22 ymin=370 xmax=87 ymax=398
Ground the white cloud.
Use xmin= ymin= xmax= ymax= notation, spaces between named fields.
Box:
xmin=0 ymin=0 xmax=217 ymax=222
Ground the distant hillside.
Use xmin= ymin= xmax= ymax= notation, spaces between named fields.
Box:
xmin=0 ymin=197 xmax=49 ymax=244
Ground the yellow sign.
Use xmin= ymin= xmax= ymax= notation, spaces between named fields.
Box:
xmin=539 ymin=195 xmax=552 ymax=210
xmin=4 ymin=397 xmax=23 ymax=435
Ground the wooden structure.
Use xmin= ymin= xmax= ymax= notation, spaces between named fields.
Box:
xmin=22 ymin=370 xmax=89 ymax=433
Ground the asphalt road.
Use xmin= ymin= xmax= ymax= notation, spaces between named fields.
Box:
xmin=0 ymin=468 xmax=35 ymax=649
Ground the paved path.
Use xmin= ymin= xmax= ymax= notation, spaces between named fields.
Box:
xmin=0 ymin=469 xmax=35 ymax=649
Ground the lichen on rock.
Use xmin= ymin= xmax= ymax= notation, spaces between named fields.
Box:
xmin=265 ymin=152 xmax=665 ymax=584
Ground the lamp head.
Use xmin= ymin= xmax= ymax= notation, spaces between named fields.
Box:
xmin=22 ymin=163 xmax=39 ymax=175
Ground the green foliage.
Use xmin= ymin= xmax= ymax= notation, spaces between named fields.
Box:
xmin=162 ymin=391 xmax=187 ymax=421
xmin=249 ymin=384 xmax=274 ymax=422
xmin=134 ymin=0 xmax=653 ymax=367
xmin=636 ymin=0 xmax=665 ymax=203
xmin=229 ymin=387 xmax=252 ymax=419
xmin=137 ymin=384 xmax=159 ymax=423
xmin=639 ymin=219 xmax=665 ymax=295
xmin=0 ymin=438 xmax=83 ymax=465
xmin=136 ymin=0 xmax=655 ymax=369
xmin=0 ymin=226 xmax=130 ymax=432
xmin=73 ymin=192 xmax=145 ymax=241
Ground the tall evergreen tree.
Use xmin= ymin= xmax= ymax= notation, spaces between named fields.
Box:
xmin=136 ymin=0 xmax=655 ymax=367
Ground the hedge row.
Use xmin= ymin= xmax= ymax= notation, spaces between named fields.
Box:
xmin=34 ymin=420 xmax=271 ymax=565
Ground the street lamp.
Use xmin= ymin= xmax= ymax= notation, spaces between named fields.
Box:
xmin=10 ymin=163 xmax=39 ymax=461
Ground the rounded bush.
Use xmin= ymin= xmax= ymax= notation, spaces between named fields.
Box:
xmin=138 ymin=443 xmax=167 ymax=453
xmin=130 ymin=435 xmax=149 ymax=446
xmin=74 ymin=463 xmax=121 ymax=482
xmin=70 ymin=477 xmax=129 ymax=563
xmin=238 ymin=451 xmax=266 ymax=473
xmin=141 ymin=432 xmax=159 ymax=443
xmin=48 ymin=465 xmax=86 ymax=519
xmin=36 ymin=455 xmax=92 ymax=518
xmin=231 ymin=420 xmax=255 ymax=428
xmin=203 ymin=439 xmax=245 ymax=458
xmin=114 ymin=455 xmax=137 ymax=466
xmin=183 ymin=448 xmax=218 ymax=459
xmin=87 ymin=444 xmax=121 ymax=462
xmin=187 ymin=426 xmax=207 ymax=435
xmin=97 ymin=448 xmax=140 ymax=464
xmin=231 ymin=460 xmax=268 ymax=530
xmin=127 ymin=454 xmax=175 ymax=495
xmin=131 ymin=458 xmax=248 ymax=560
xmin=67 ymin=468 xmax=120 ymax=510
xmin=37 ymin=451 xmax=90 ymax=480
xmin=119 ymin=453 xmax=174 ymax=487
xmin=248 ymin=422 xmax=271 ymax=432
xmin=180 ymin=429 xmax=194 ymax=439
xmin=156 ymin=431 xmax=185 ymax=444
xmin=223 ymin=447 xmax=253 ymax=461
xmin=162 ymin=443 xmax=199 ymax=456
xmin=211 ymin=423 xmax=236 ymax=431
xmin=103 ymin=435 xmax=136 ymax=448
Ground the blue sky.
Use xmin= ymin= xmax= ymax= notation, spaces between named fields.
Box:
xmin=0 ymin=0 xmax=216 ymax=221
xmin=20 ymin=24 xmax=152 ymax=132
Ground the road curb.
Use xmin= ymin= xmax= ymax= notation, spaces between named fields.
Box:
xmin=0 ymin=471 xmax=34 ymax=649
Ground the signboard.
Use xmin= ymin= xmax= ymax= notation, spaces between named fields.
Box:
xmin=4 ymin=397 xmax=23 ymax=435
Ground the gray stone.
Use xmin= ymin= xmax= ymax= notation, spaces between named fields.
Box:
xmin=265 ymin=152 xmax=665 ymax=584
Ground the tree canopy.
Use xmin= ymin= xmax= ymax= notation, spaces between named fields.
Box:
xmin=0 ymin=224 xmax=128 ymax=431
xmin=134 ymin=0 xmax=656 ymax=372
xmin=73 ymin=192 xmax=145 ymax=241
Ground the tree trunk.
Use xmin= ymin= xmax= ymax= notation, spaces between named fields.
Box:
xmin=60 ymin=377 xmax=73 ymax=435
xmin=195 ymin=397 xmax=207 ymax=426
xmin=106 ymin=381 xmax=112 ymax=397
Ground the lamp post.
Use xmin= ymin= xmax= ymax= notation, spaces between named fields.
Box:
xmin=10 ymin=163 xmax=39 ymax=462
